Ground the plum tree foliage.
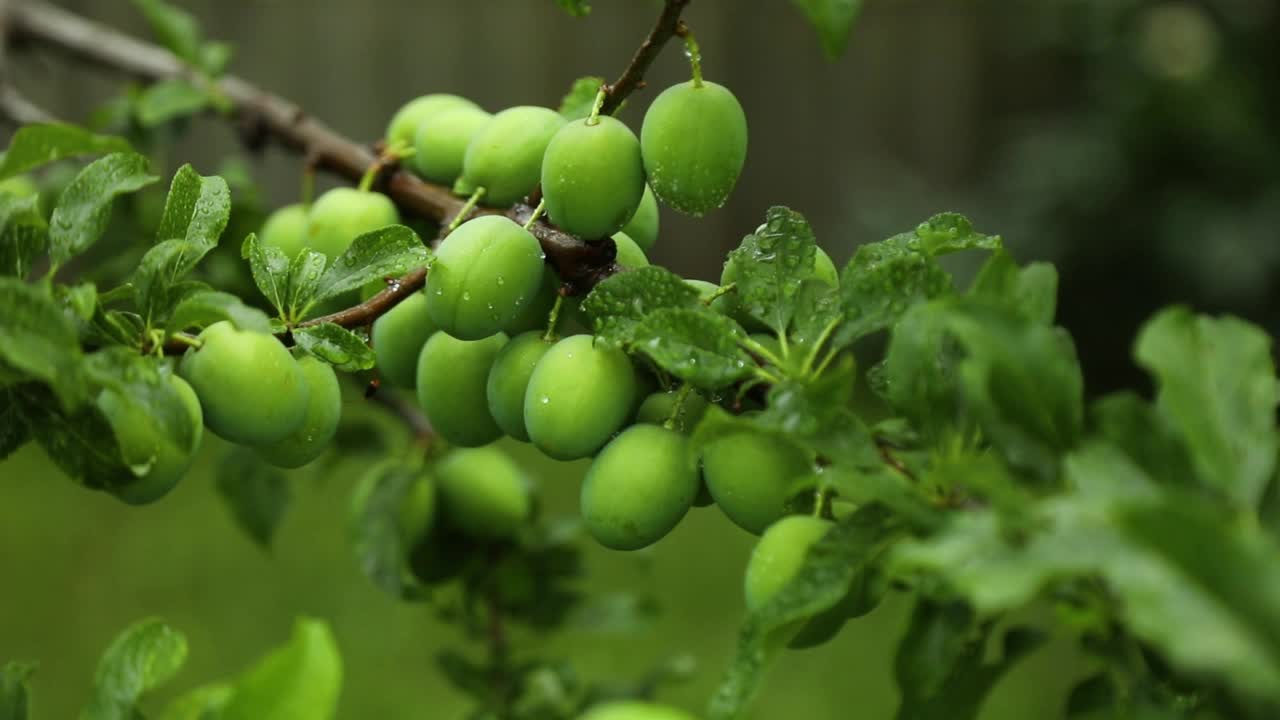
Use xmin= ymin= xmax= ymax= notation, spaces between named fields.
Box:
xmin=2 ymin=2 xmax=1278 ymax=720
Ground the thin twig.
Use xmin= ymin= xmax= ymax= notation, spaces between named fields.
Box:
xmin=600 ymin=0 xmax=693 ymax=116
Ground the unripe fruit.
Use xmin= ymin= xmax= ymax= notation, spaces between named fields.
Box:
xmin=502 ymin=265 xmax=560 ymax=336
xmin=179 ymin=322 xmax=308 ymax=446
xmin=701 ymin=430 xmax=812 ymax=534
xmin=98 ymin=374 xmax=203 ymax=505
xmin=460 ymin=106 xmax=566 ymax=207
xmin=582 ymin=425 xmax=698 ymax=550
xmin=306 ymin=188 xmax=400 ymax=261
xmin=371 ymin=291 xmax=437 ymax=389
xmin=635 ymin=390 xmax=709 ymax=432
xmin=745 ymin=515 xmax=847 ymax=649
xmin=385 ymin=93 xmax=479 ymax=149
xmin=412 ymin=105 xmax=492 ymax=185
xmin=416 ymin=332 xmax=507 ymax=447
xmin=611 ymin=232 xmax=650 ymax=269
xmin=435 ymin=446 xmax=532 ymax=540
xmin=578 ymin=701 xmax=700 ymax=720
xmin=259 ymin=203 xmax=310 ymax=260
xmin=486 ymin=331 xmax=554 ymax=442
xmin=398 ymin=472 xmax=437 ymax=548
xmin=620 ymin=184 xmax=659 ymax=251
xmin=256 ymin=355 xmax=342 ymax=469
xmin=641 ymin=80 xmax=747 ymax=216
xmin=542 ymin=116 xmax=646 ymax=239
xmin=524 ymin=335 xmax=638 ymax=460
xmin=425 ymin=216 xmax=545 ymax=341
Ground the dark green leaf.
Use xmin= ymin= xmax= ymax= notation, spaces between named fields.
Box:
xmin=215 ymin=448 xmax=290 ymax=549
xmin=0 ymin=124 xmax=129 ymax=180
xmin=881 ymin=301 xmax=963 ymax=442
xmin=969 ymin=250 xmax=1058 ymax=326
xmin=135 ymin=79 xmax=210 ymax=127
xmin=167 ymin=289 xmax=271 ymax=334
xmin=131 ymin=0 xmax=202 ymax=64
xmin=348 ymin=461 xmax=427 ymax=600
xmin=240 ymin=233 xmax=291 ymax=317
xmin=0 ymin=279 xmax=85 ymax=408
xmin=727 ymin=206 xmax=818 ymax=335
xmin=758 ymin=362 xmax=879 ymax=467
xmin=0 ymin=389 xmax=31 ymax=461
xmin=292 ymin=323 xmax=374 ymax=372
xmin=311 ymin=225 xmax=428 ymax=303
xmin=0 ymin=194 xmax=48 ymax=278
xmin=132 ymin=239 xmax=217 ymax=324
xmin=913 ymin=212 xmax=1003 ymax=256
xmin=835 ymin=234 xmax=952 ymax=348
xmin=788 ymin=278 xmax=842 ymax=353
xmin=48 ymin=152 xmax=158 ymax=266
xmin=558 ymin=76 xmax=605 ymax=120
xmin=792 ymin=0 xmax=865 ymax=60
xmin=554 ymin=0 xmax=591 ymax=17
xmin=59 ymin=282 xmax=98 ymax=324
xmin=582 ymin=265 xmax=699 ymax=348
xmin=81 ymin=618 xmax=187 ymax=720
xmin=83 ymin=348 xmax=199 ymax=456
xmin=155 ymin=164 xmax=230 ymax=250
xmin=1091 ymin=392 xmax=1198 ymax=492
xmin=0 ymin=660 xmax=36 ymax=720
xmin=1134 ymin=308 xmax=1279 ymax=510
xmin=219 ymin=618 xmax=342 ymax=720
xmin=632 ymin=307 xmax=753 ymax=390
xmin=286 ymin=249 xmax=328 ymax=321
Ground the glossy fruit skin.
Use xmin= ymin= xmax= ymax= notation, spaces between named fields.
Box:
xmin=582 ymin=425 xmax=698 ymax=550
xmin=412 ymin=105 xmax=492 ymax=185
xmin=641 ymin=80 xmax=748 ymax=216
xmin=371 ymin=291 xmax=436 ymax=389
xmin=486 ymin=331 xmax=553 ymax=442
xmin=635 ymin=390 xmax=709 ymax=432
xmin=542 ymin=116 xmax=646 ymax=239
xmin=397 ymin=471 xmax=437 ymax=547
xmin=98 ymin=374 xmax=203 ymax=505
xmin=385 ymin=93 xmax=479 ymax=149
xmin=179 ymin=322 xmax=308 ymax=446
xmin=221 ymin=618 xmax=342 ymax=720
xmin=435 ymin=446 xmax=531 ymax=539
xmin=426 ymin=215 xmax=545 ymax=341
xmin=305 ymin=188 xmax=400 ymax=261
xmin=611 ymin=232 xmax=650 ymax=269
xmin=416 ymin=332 xmax=507 ymax=447
xmin=259 ymin=203 xmax=310 ymax=260
xmin=620 ymin=184 xmax=659 ymax=251
xmin=701 ymin=430 xmax=812 ymax=534
xmin=717 ymin=246 xmax=837 ymax=328
xmin=746 ymin=515 xmax=847 ymax=649
xmin=256 ymin=355 xmax=341 ymax=469
xmin=502 ymin=265 xmax=559 ymax=335
xmin=461 ymin=106 xmax=566 ymax=207
xmin=524 ymin=335 xmax=638 ymax=460
xmin=578 ymin=700 xmax=700 ymax=720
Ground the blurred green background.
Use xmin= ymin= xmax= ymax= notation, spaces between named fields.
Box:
xmin=3 ymin=0 xmax=1278 ymax=717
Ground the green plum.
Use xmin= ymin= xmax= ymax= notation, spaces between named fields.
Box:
xmin=259 ymin=203 xmax=310 ymax=260
xmin=641 ymin=80 xmax=747 ymax=216
xmin=745 ymin=515 xmax=848 ymax=649
xmin=412 ymin=105 xmax=492 ymax=185
xmin=460 ymin=106 xmax=566 ymax=207
xmin=305 ymin=187 xmax=400 ymax=261
xmin=612 ymin=232 xmax=649 ymax=269
xmin=179 ymin=322 xmax=308 ymax=446
xmin=371 ymin=291 xmax=436 ymax=389
xmin=701 ymin=430 xmax=813 ymax=534
xmin=524 ymin=335 xmax=638 ymax=460
xmin=434 ymin=446 xmax=531 ymax=540
xmin=425 ymin=215 xmax=545 ymax=340
xmin=486 ymin=331 xmax=554 ymax=442
xmin=220 ymin=618 xmax=342 ymax=720
xmin=256 ymin=355 xmax=341 ymax=469
xmin=97 ymin=374 xmax=203 ymax=505
xmin=620 ymin=184 xmax=660 ymax=251
xmin=385 ymin=93 xmax=479 ymax=149
xmin=582 ymin=424 xmax=698 ymax=550
xmin=502 ymin=265 xmax=560 ymax=335
xmin=542 ymin=116 xmax=646 ymax=239
xmin=416 ymin=332 xmax=507 ymax=447
xmin=398 ymin=471 xmax=437 ymax=547
xmin=635 ymin=390 xmax=709 ymax=432
xmin=577 ymin=701 xmax=699 ymax=720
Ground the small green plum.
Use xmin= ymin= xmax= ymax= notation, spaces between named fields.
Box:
xmin=416 ymin=332 xmax=508 ymax=447
xmin=641 ymin=80 xmax=747 ymax=216
xmin=435 ymin=446 xmax=531 ymax=540
xmin=371 ymin=291 xmax=436 ymax=389
xmin=620 ymin=184 xmax=659 ymax=251
xmin=611 ymin=232 xmax=650 ymax=269
xmin=542 ymin=116 xmax=646 ymax=239
xmin=486 ymin=331 xmax=554 ymax=442
xmin=256 ymin=355 xmax=342 ymax=469
xmin=582 ymin=425 xmax=698 ymax=550
xmin=98 ymin=374 xmax=203 ymax=505
xmin=502 ymin=265 xmax=560 ymax=336
xmin=577 ymin=701 xmax=700 ymax=720
xmin=460 ymin=106 xmax=566 ymax=207
xmin=701 ymin=430 xmax=813 ymax=534
xmin=305 ymin=187 xmax=400 ymax=261
xmin=635 ymin=390 xmax=709 ymax=433
xmin=524 ymin=335 xmax=638 ymax=460
xmin=425 ymin=215 xmax=545 ymax=340
xmin=746 ymin=515 xmax=848 ymax=649
xmin=385 ymin=93 xmax=479 ymax=149
xmin=398 ymin=471 xmax=437 ymax=548
xmin=412 ymin=105 xmax=492 ymax=185
xmin=259 ymin=203 xmax=311 ymax=260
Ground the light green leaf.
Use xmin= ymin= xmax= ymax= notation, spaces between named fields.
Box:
xmin=792 ymin=0 xmax=864 ymax=60
xmin=1134 ymin=308 xmax=1279 ymax=510
xmin=913 ymin=212 xmax=1003 ymax=256
xmin=135 ymin=79 xmax=210 ymax=127
xmin=80 ymin=618 xmax=188 ymax=720
xmin=292 ymin=323 xmax=375 ymax=372
xmin=727 ymin=206 xmax=818 ymax=335
xmin=558 ymin=76 xmax=605 ymax=120
xmin=0 ymin=660 xmax=37 ymax=720
xmin=0 ymin=124 xmax=130 ymax=180
xmin=220 ymin=618 xmax=342 ymax=720
xmin=167 ymin=289 xmax=272 ymax=334
xmin=48 ymin=152 xmax=158 ymax=266
xmin=155 ymin=164 xmax=230 ymax=250
xmin=311 ymin=225 xmax=428 ymax=303
xmin=632 ymin=307 xmax=753 ymax=390
xmin=131 ymin=0 xmax=201 ymax=64
xmin=240 ymin=233 xmax=291 ymax=318
xmin=969 ymin=250 xmax=1057 ymax=327
xmin=159 ymin=683 xmax=232 ymax=720
xmin=215 ymin=448 xmax=290 ymax=549
xmin=0 ymin=278 xmax=85 ymax=408
xmin=582 ymin=265 xmax=700 ymax=348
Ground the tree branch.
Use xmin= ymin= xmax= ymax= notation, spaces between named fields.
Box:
xmin=600 ymin=0 xmax=692 ymax=116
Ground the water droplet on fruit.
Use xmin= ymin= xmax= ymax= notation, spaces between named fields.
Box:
xmin=496 ymin=276 xmax=505 ymax=286
xmin=539 ymin=395 xmax=550 ymax=405
xmin=462 ymin=291 xmax=472 ymax=301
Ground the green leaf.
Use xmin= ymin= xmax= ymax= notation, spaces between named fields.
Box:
xmin=708 ymin=505 xmax=897 ymax=720
xmin=727 ymin=206 xmax=818 ymax=335
xmin=0 ymin=279 xmax=85 ymax=408
xmin=792 ymin=0 xmax=864 ymax=60
xmin=0 ymin=660 xmax=37 ymax=720
xmin=0 ymin=389 xmax=31 ymax=461
xmin=348 ymin=461 xmax=428 ymax=600
xmin=286 ymin=249 xmax=328 ymax=321
xmin=1134 ymin=308 xmax=1279 ymax=511
xmin=912 ymin=212 xmax=1003 ymax=256
xmin=292 ymin=323 xmax=374 ymax=372
xmin=757 ymin=363 xmax=879 ymax=468
xmin=1091 ymin=392 xmax=1198 ymax=492
xmin=582 ymin=265 xmax=700 ymax=348
xmin=23 ymin=386 xmax=135 ymax=493
xmin=0 ymin=194 xmax=48 ymax=278
xmin=835 ymin=234 xmax=952 ymax=348
xmin=80 ymin=618 xmax=187 ymax=720
xmin=632 ymin=307 xmax=753 ymax=390
xmin=788 ymin=278 xmax=842 ymax=353
xmin=240 ymin=232 xmax=291 ymax=317
xmin=558 ymin=76 xmax=605 ymax=120
xmin=311 ymin=225 xmax=428 ymax=303
xmin=881 ymin=301 xmax=963 ymax=442
xmin=969 ymin=250 xmax=1057 ymax=327
xmin=167 ymin=289 xmax=271 ymax=334
xmin=215 ymin=448 xmax=290 ymax=550
xmin=132 ymin=239 xmax=218 ymax=324
xmin=132 ymin=0 xmax=202 ymax=64
xmin=135 ymin=79 xmax=210 ymax=127
xmin=84 ymin=348 xmax=199 ymax=458
xmin=158 ymin=683 xmax=232 ymax=720
xmin=155 ymin=165 xmax=230 ymax=250
xmin=554 ymin=0 xmax=591 ymax=17
xmin=0 ymin=124 xmax=130 ymax=180
xmin=893 ymin=601 xmax=1044 ymax=720
xmin=220 ymin=618 xmax=342 ymax=720
xmin=48 ymin=152 xmax=158 ymax=266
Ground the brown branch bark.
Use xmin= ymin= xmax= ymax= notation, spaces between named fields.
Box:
xmin=601 ymin=0 xmax=692 ymax=116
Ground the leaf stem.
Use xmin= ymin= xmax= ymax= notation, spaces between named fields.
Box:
xmin=702 ymin=282 xmax=736 ymax=306
xmin=801 ymin=316 xmax=842 ymax=379
xmin=166 ymin=332 xmax=203 ymax=350
xmin=447 ymin=186 xmax=486 ymax=233
xmin=740 ymin=335 xmax=785 ymax=370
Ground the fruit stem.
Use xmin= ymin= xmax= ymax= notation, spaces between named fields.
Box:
xmin=740 ymin=335 xmax=785 ymax=371
xmin=167 ymin=332 xmax=203 ymax=350
xmin=522 ymin=199 xmax=547 ymax=231
xmin=447 ymin=186 xmax=486 ymax=233
xmin=300 ymin=165 xmax=315 ymax=206
xmin=586 ymin=86 xmax=608 ymax=126
xmin=812 ymin=486 xmax=832 ymax=519
xmin=543 ymin=293 xmax=565 ymax=342
xmin=679 ymin=25 xmax=704 ymax=88
xmin=663 ymin=383 xmax=694 ymax=431
xmin=357 ymin=163 xmax=379 ymax=193
xmin=702 ymin=282 xmax=736 ymax=306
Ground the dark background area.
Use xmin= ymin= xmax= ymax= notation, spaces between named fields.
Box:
xmin=2 ymin=0 xmax=1278 ymax=718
